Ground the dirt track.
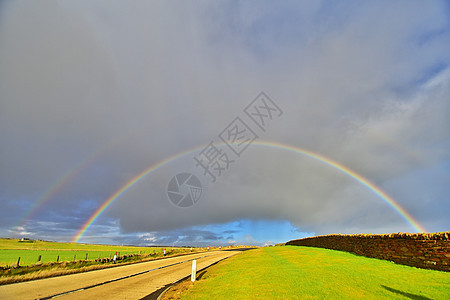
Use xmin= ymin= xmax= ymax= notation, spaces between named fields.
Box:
xmin=0 ymin=250 xmax=240 ymax=299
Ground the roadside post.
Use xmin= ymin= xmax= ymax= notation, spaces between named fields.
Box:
xmin=191 ymin=259 xmax=197 ymax=282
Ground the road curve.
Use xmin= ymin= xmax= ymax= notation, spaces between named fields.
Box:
xmin=0 ymin=250 xmax=240 ymax=300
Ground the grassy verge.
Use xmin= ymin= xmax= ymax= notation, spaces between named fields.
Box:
xmin=0 ymin=248 xmax=194 ymax=285
xmin=163 ymin=246 xmax=450 ymax=299
xmin=0 ymin=238 xmax=206 ymax=285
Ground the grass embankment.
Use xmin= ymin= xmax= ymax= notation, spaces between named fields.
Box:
xmin=0 ymin=238 xmax=197 ymax=285
xmin=164 ymin=246 xmax=450 ymax=299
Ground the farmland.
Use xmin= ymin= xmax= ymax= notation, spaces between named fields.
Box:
xmin=165 ymin=246 xmax=450 ymax=299
xmin=0 ymin=238 xmax=201 ymax=285
xmin=0 ymin=238 xmax=162 ymax=267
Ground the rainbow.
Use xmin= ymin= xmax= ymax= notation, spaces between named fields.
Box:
xmin=16 ymin=137 xmax=128 ymax=229
xmin=72 ymin=141 xmax=426 ymax=242
xmin=16 ymin=153 xmax=99 ymax=228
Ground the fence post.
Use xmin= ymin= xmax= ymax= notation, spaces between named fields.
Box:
xmin=191 ymin=260 xmax=197 ymax=282
xmin=38 ymin=255 xmax=41 ymax=262
xmin=85 ymin=253 xmax=88 ymax=260
xmin=57 ymin=255 xmax=59 ymax=263
xmin=74 ymin=254 xmax=76 ymax=261
xmin=17 ymin=257 xmax=21 ymax=267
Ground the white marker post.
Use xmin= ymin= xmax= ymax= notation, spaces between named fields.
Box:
xmin=191 ymin=259 xmax=197 ymax=282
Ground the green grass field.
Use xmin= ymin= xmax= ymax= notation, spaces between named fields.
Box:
xmin=0 ymin=238 xmax=163 ymax=266
xmin=179 ymin=246 xmax=450 ymax=299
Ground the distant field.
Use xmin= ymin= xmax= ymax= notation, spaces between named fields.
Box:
xmin=174 ymin=246 xmax=450 ymax=299
xmin=0 ymin=239 xmax=164 ymax=266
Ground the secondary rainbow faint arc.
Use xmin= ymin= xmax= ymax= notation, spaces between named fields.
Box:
xmin=17 ymin=154 xmax=97 ymax=228
xmin=73 ymin=141 xmax=426 ymax=242
xmin=16 ymin=137 xmax=128 ymax=229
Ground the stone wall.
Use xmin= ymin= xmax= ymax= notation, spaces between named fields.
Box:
xmin=286 ymin=232 xmax=450 ymax=272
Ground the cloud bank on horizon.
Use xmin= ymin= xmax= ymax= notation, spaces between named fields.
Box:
xmin=0 ymin=1 xmax=449 ymax=246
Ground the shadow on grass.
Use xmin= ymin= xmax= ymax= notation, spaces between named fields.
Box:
xmin=196 ymin=270 xmax=207 ymax=281
xmin=381 ymin=285 xmax=432 ymax=300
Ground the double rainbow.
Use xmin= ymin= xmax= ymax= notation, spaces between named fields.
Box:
xmin=72 ymin=141 xmax=426 ymax=242
xmin=16 ymin=137 xmax=128 ymax=229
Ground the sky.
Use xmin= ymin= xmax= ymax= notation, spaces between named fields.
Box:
xmin=0 ymin=1 xmax=449 ymax=247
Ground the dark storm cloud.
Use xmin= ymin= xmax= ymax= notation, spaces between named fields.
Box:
xmin=0 ymin=1 xmax=449 ymax=242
